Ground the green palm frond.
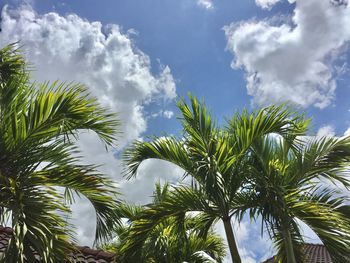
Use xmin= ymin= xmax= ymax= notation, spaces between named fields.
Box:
xmin=104 ymin=183 xmax=225 ymax=263
xmin=1 ymin=175 xmax=74 ymax=263
xmin=6 ymin=81 xmax=118 ymax=151
xmin=227 ymin=104 xmax=309 ymax=154
xmin=119 ymin=186 xmax=215 ymax=261
xmin=272 ymin=224 xmax=304 ymax=263
xmin=35 ymin=163 xmax=120 ymax=244
xmin=247 ymin=132 xmax=350 ymax=262
xmin=115 ymin=203 xmax=144 ymax=221
xmin=177 ymin=94 xmax=215 ymax=144
xmin=188 ymin=231 xmax=226 ymax=263
xmin=0 ymin=44 xmax=120 ymax=261
xmin=0 ymin=43 xmax=26 ymax=82
xmin=123 ymin=136 xmax=192 ymax=179
xmin=123 ymin=95 xmax=313 ymax=262
xmin=292 ymin=189 xmax=350 ymax=263
xmin=297 ymin=135 xmax=350 ymax=188
xmin=153 ymin=181 xmax=171 ymax=204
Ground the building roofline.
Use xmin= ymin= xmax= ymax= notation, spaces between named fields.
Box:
xmin=0 ymin=226 xmax=116 ymax=262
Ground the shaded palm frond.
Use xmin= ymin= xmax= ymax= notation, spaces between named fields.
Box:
xmin=0 ymin=44 xmax=121 ymax=261
xmin=292 ymin=189 xmax=350 ymax=263
xmin=123 ymin=136 xmax=192 ymax=179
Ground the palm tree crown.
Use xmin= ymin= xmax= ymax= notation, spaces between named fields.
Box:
xmin=244 ymin=135 xmax=350 ymax=262
xmin=107 ymin=182 xmax=226 ymax=263
xmin=0 ymin=44 xmax=120 ymax=262
xmin=123 ymin=95 xmax=309 ymax=262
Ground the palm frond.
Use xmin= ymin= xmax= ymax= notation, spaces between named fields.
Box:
xmin=177 ymin=94 xmax=215 ymax=144
xmin=0 ymin=44 xmax=120 ymax=261
xmin=227 ymin=104 xmax=309 ymax=154
xmin=119 ymin=186 xmax=214 ymax=260
xmin=35 ymin=163 xmax=120 ymax=244
xmin=1 ymin=175 xmax=74 ymax=262
xmin=292 ymin=189 xmax=350 ymax=263
xmin=6 ymin=81 xmax=118 ymax=152
xmin=297 ymin=136 xmax=350 ymax=188
xmin=123 ymin=136 xmax=192 ymax=179
xmin=268 ymin=219 xmax=304 ymax=263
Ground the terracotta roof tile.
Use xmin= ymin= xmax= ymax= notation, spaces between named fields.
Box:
xmin=262 ymin=243 xmax=333 ymax=263
xmin=0 ymin=226 xmax=116 ymax=263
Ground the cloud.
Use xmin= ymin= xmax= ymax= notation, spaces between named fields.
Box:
xmin=119 ymin=159 xmax=185 ymax=204
xmin=70 ymin=138 xmax=184 ymax=244
xmin=197 ymin=0 xmax=214 ymax=10
xmin=163 ymin=110 xmax=174 ymax=119
xmin=317 ymin=125 xmax=336 ymax=137
xmin=255 ymin=0 xmax=296 ymax=9
xmin=0 ymin=4 xmax=178 ymax=245
xmin=215 ymin=217 xmax=273 ymax=263
xmin=345 ymin=127 xmax=350 ymax=136
xmin=151 ymin=110 xmax=174 ymax=119
xmin=224 ymin=0 xmax=350 ymax=108
xmin=255 ymin=0 xmax=282 ymax=9
xmin=0 ymin=4 xmax=176 ymax=147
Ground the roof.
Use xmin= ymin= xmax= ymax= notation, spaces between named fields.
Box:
xmin=262 ymin=243 xmax=333 ymax=263
xmin=0 ymin=226 xmax=116 ymax=262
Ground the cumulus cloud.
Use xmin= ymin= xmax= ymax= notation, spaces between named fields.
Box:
xmin=71 ymin=135 xmax=184 ymax=244
xmin=255 ymin=0 xmax=296 ymax=9
xmin=0 ymin=4 xmax=179 ymax=245
xmin=224 ymin=0 xmax=350 ymax=108
xmin=317 ymin=125 xmax=336 ymax=137
xmin=0 ymin=5 xmax=176 ymax=146
xmin=119 ymin=159 xmax=185 ymax=204
xmin=255 ymin=0 xmax=282 ymax=9
xmin=197 ymin=0 xmax=214 ymax=10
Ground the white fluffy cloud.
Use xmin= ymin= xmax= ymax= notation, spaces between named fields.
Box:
xmin=255 ymin=0 xmax=296 ymax=9
xmin=224 ymin=0 xmax=350 ymax=108
xmin=255 ymin=0 xmax=282 ymax=9
xmin=0 ymin=5 xmax=180 ymax=245
xmin=197 ymin=0 xmax=214 ymax=10
xmin=163 ymin=110 xmax=174 ymax=119
xmin=151 ymin=109 xmax=174 ymax=119
xmin=317 ymin=125 xmax=336 ymax=137
xmin=0 ymin=5 xmax=176 ymax=146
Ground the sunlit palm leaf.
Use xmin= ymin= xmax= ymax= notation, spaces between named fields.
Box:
xmin=0 ymin=44 xmax=120 ymax=261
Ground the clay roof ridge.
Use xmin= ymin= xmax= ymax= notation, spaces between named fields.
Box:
xmin=75 ymin=245 xmax=116 ymax=260
xmin=261 ymin=243 xmax=331 ymax=263
xmin=0 ymin=226 xmax=116 ymax=262
xmin=0 ymin=226 xmax=13 ymax=235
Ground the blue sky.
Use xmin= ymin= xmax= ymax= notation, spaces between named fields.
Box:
xmin=1 ymin=0 xmax=350 ymax=262
xmin=15 ymin=0 xmax=350 ymax=137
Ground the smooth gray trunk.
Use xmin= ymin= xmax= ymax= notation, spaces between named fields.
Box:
xmin=283 ymin=228 xmax=297 ymax=263
xmin=223 ymin=218 xmax=241 ymax=263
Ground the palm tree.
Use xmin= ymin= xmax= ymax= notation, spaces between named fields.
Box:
xmin=242 ymin=134 xmax=350 ymax=262
xmin=123 ymin=95 xmax=309 ymax=262
xmin=0 ymin=44 xmax=120 ymax=262
xmin=104 ymin=182 xmax=226 ymax=263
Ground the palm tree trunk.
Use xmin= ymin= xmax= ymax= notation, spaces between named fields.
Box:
xmin=222 ymin=218 xmax=241 ymax=263
xmin=282 ymin=228 xmax=296 ymax=263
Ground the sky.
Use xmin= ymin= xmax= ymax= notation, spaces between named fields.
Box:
xmin=0 ymin=0 xmax=350 ymax=262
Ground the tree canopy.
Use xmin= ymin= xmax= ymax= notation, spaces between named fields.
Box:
xmin=123 ymin=95 xmax=314 ymax=262
xmin=105 ymin=182 xmax=226 ymax=263
xmin=0 ymin=44 xmax=121 ymax=262
xmin=1 ymin=43 xmax=350 ymax=263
